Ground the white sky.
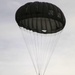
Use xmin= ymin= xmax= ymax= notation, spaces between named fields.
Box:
xmin=0 ymin=0 xmax=75 ymax=75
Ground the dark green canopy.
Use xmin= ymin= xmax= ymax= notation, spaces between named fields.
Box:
xmin=15 ymin=1 xmax=66 ymax=34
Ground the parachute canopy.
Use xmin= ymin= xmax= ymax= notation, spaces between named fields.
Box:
xmin=15 ymin=2 xmax=66 ymax=75
xmin=15 ymin=1 xmax=66 ymax=34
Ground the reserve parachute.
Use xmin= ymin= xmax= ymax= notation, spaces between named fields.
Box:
xmin=15 ymin=1 xmax=66 ymax=75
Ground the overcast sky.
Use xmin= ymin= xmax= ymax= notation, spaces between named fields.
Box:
xmin=0 ymin=0 xmax=75 ymax=75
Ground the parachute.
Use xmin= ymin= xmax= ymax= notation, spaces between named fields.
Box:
xmin=15 ymin=1 xmax=66 ymax=75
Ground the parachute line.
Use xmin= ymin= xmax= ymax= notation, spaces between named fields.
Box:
xmin=19 ymin=27 xmax=37 ymax=74
xmin=43 ymin=31 xmax=62 ymax=75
